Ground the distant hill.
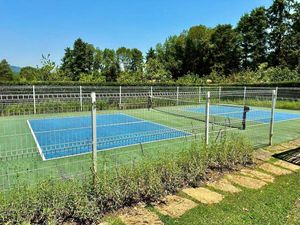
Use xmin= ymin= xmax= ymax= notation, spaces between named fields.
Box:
xmin=10 ymin=65 xmax=22 ymax=73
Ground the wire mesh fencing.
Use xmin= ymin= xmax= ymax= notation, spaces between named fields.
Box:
xmin=0 ymin=85 xmax=299 ymax=193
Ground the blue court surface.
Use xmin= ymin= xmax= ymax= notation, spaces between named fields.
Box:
xmin=185 ymin=105 xmax=300 ymax=123
xmin=28 ymin=114 xmax=190 ymax=160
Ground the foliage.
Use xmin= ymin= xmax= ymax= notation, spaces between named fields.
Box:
xmin=237 ymin=7 xmax=268 ymax=70
xmin=176 ymin=73 xmax=204 ymax=85
xmin=229 ymin=66 xmax=299 ymax=83
xmin=19 ymin=66 xmax=40 ymax=81
xmin=0 ymin=135 xmax=253 ymax=224
xmin=143 ymin=58 xmax=171 ymax=83
xmin=0 ymin=59 xmax=13 ymax=81
xmin=61 ymin=38 xmax=94 ymax=81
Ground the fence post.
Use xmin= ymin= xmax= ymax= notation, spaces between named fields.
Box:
xmin=199 ymin=86 xmax=202 ymax=103
xmin=243 ymin=86 xmax=247 ymax=105
xmin=150 ymin=86 xmax=153 ymax=97
xmin=205 ymin=91 xmax=210 ymax=145
xmin=119 ymin=86 xmax=122 ymax=109
xmin=33 ymin=85 xmax=36 ymax=114
xmin=269 ymin=89 xmax=277 ymax=146
xmin=79 ymin=86 xmax=83 ymax=111
xmin=218 ymin=86 xmax=221 ymax=103
xmin=176 ymin=86 xmax=179 ymax=105
xmin=91 ymin=92 xmax=97 ymax=183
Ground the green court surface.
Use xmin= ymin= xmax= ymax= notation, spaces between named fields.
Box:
xmin=0 ymin=107 xmax=299 ymax=191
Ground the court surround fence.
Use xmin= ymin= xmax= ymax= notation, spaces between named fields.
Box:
xmin=1 ymin=85 xmax=299 ymax=193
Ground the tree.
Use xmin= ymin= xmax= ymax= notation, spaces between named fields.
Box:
xmin=93 ymin=48 xmax=103 ymax=72
xmin=130 ymin=48 xmax=143 ymax=72
xmin=156 ymin=34 xmax=186 ymax=79
xmin=61 ymin=38 xmax=94 ymax=80
xmin=102 ymin=48 xmax=119 ymax=82
xmin=237 ymin=7 xmax=268 ymax=69
xmin=143 ymin=58 xmax=171 ymax=82
xmin=0 ymin=59 xmax=13 ymax=81
xmin=146 ymin=47 xmax=156 ymax=62
xmin=210 ymin=24 xmax=241 ymax=76
xmin=285 ymin=1 xmax=300 ymax=68
xmin=116 ymin=47 xmax=132 ymax=72
xmin=184 ymin=25 xmax=212 ymax=76
xmin=19 ymin=66 xmax=40 ymax=81
xmin=267 ymin=0 xmax=294 ymax=66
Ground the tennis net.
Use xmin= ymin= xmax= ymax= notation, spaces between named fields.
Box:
xmin=149 ymin=96 xmax=250 ymax=130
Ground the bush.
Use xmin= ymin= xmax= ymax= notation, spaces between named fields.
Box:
xmin=0 ymin=133 xmax=253 ymax=224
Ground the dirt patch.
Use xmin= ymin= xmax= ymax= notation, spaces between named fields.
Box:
xmin=259 ymin=163 xmax=293 ymax=175
xmin=254 ymin=149 xmax=273 ymax=161
xmin=273 ymin=160 xmax=300 ymax=171
xmin=154 ymin=195 xmax=197 ymax=218
xmin=182 ymin=187 xmax=224 ymax=204
xmin=208 ymin=178 xmax=241 ymax=193
xmin=119 ymin=205 xmax=163 ymax=225
xmin=226 ymin=174 xmax=267 ymax=189
xmin=240 ymin=169 xmax=275 ymax=183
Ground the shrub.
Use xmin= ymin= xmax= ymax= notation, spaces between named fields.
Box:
xmin=0 ymin=133 xmax=253 ymax=224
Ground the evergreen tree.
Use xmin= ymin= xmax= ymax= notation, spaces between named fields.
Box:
xmin=146 ymin=47 xmax=156 ymax=62
xmin=0 ymin=59 xmax=13 ymax=81
xmin=237 ymin=7 xmax=268 ymax=69
xmin=61 ymin=38 xmax=94 ymax=80
xmin=268 ymin=0 xmax=294 ymax=66
xmin=210 ymin=24 xmax=241 ymax=75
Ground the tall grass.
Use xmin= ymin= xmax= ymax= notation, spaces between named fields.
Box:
xmin=0 ymin=133 xmax=253 ymax=224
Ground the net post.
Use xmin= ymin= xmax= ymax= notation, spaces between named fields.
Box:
xmin=269 ymin=89 xmax=277 ymax=146
xmin=218 ymin=86 xmax=221 ymax=103
xmin=79 ymin=86 xmax=83 ymax=111
xmin=205 ymin=91 xmax=210 ymax=145
xmin=243 ymin=86 xmax=247 ymax=105
xmin=119 ymin=86 xmax=122 ymax=109
xmin=199 ymin=86 xmax=201 ymax=103
xmin=33 ymin=85 xmax=36 ymax=114
xmin=176 ymin=86 xmax=179 ymax=105
xmin=91 ymin=92 xmax=97 ymax=183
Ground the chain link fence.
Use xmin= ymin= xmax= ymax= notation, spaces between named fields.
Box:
xmin=0 ymin=85 xmax=299 ymax=193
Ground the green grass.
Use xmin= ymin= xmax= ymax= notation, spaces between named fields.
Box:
xmin=153 ymin=171 xmax=300 ymax=225
xmin=0 ymin=104 xmax=299 ymax=191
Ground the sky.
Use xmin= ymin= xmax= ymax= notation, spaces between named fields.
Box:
xmin=0 ymin=0 xmax=273 ymax=67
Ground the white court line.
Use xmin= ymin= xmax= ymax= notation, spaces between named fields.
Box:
xmin=27 ymin=120 xmax=46 ymax=160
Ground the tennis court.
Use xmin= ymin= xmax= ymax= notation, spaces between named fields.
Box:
xmin=1 ymin=86 xmax=300 ymax=192
xmin=28 ymin=113 xmax=190 ymax=160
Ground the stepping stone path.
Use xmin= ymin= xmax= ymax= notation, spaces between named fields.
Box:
xmin=208 ymin=178 xmax=241 ymax=193
xmin=240 ymin=169 xmax=275 ymax=183
xmin=182 ymin=187 xmax=224 ymax=204
xmin=155 ymin=195 xmax=198 ymax=218
xmin=226 ymin=174 xmax=267 ymax=189
xmin=259 ymin=163 xmax=292 ymax=175
xmin=264 ymin=145 xmax=288 ymax=153
xmin=119 ymin=206 xmax=163 ymax=225
xmin=116 ymin=139 xmax=300 ymax=224
xmin=254 ymin=149 xmax=273 ymax=161
xmin=273 ymin=160 xmax=300 ymax=172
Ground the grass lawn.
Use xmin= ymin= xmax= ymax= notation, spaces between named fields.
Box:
xmin=104 ymin=168 xmax=300 ymax=225
xmin=157 ymin=171 xmax=300 ymax=225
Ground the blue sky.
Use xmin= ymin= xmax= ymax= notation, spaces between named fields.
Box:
xmin=0 ymin=0 xmax=273 ymax=67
